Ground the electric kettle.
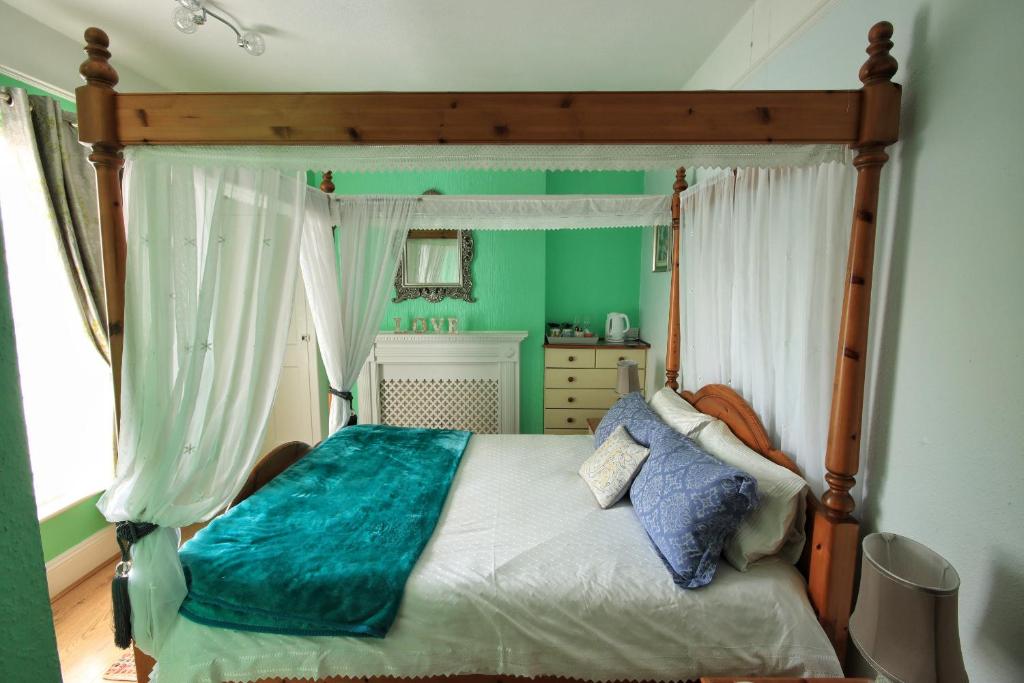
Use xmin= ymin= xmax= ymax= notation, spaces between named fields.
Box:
xmin=605 ymin=312 xmax=630 ymax=343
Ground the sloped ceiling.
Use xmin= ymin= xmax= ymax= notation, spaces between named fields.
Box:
xmin=4 ymin=0 xmax=753 ymax=92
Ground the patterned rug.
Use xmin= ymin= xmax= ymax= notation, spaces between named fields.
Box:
xmin=102 ymin=651 xmax=136 ymax=681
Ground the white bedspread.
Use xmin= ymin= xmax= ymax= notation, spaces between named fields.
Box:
xmin=154 ymin=434 xmax=842 ymax=682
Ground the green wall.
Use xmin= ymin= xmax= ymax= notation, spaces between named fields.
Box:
xmin=318 ymin=169 xmax=644 ymax=434
xmin=0 ymin=211 xmax=62 ymax=679
xmin=0 ymin=74 xmax=110 ymax=562
xmin=39 ymin=493 xmax=107 ymax=561
xmin=545 ymin=171 xmax=644 ymax=334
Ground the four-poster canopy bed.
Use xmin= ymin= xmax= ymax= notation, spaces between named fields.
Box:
xmin=73 ymin=18 xmax=900 ymax=683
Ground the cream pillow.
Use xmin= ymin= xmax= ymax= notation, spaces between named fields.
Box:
xmin=578 ymin=424 xmax=650 ymax=508
xmin=693 ymin=419 xmax=809 ymax=570
xmin=648 ymin=387 xmax=716 ymax=437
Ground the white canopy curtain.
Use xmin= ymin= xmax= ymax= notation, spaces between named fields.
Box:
xmin=399 ymin=194 xmax=670 ymax=230
xmin=680 ymin=161 xmax=856 ymax=496
xmin=96 ymin=142 xmax=854 ymax=657
xmin=124 ymin=143 xmax=851 ymax=172
xmin=301 ymin=195 xmax=415 ymax=432
xmin=96 ymin=159 xmax=307 ymax=656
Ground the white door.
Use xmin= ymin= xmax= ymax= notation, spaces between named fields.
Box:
xmin=262 ymin=280 xmax=322 ymax=452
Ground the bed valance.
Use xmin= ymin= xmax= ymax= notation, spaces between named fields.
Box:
xmin=340 ymin=194 xmax=672 ymax=230
xmin=123 ymin=144 xmax=851 ymax=172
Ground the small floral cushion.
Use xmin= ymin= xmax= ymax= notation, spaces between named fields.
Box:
xmin=579 ymin=425 xmax=651 ymax=508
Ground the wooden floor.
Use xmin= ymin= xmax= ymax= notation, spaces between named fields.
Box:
xmin=52 ymin=559 xmax=126 ymax=683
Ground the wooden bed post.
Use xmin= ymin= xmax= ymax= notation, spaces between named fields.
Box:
xmin=810 ymin=21 xmax=901 ymax=664
xmin=76 ymin=27 xmax=127 ymax=423
xmin=320 ymin=170 xmax=335 ymax=194
xmin=76 ymin=28 xmax=157 ymax=683
xmin=665 ymin=167 xmax=686 ymax=389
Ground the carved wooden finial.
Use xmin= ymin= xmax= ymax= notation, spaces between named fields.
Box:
xmin=673 ymin=167 xmax=688 ymax=194
xmin=319 ymin=171 xmax=335 ymax=194
xmin=80 ymin=27 xmax=119 ymax=89
xmin=859 ymin=21 xmax=898 ymax=85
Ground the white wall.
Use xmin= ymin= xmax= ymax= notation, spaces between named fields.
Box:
xmin=640 ymin=0 xmax=1024 ymax=678
xmin=0 ymin=2 xmax=162 ymax=95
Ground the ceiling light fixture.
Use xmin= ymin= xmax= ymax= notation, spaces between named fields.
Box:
xmin=172 ymin=0 xmax=265 ymax=56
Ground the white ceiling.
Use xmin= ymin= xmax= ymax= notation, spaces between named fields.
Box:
xmin=5 ymin=0 xmax=754 ymax=92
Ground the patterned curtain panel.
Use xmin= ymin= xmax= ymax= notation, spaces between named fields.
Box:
xmin=25 ymin=93 xmax=109 ymax=362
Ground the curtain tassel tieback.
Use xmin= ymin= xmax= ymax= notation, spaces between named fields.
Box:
xmin=112 ymin=521 xmax=158 ymax=649
xmin=328 ymin=387 xmax=358 ymax=426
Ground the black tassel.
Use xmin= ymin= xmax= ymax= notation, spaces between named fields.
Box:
xmin=112 ymin=562 xmax=133 ymax=649
xmin=111 ymin=521 xmax=158 ymax=649
xmin=330 ymin=386 xmax=358 ymax=427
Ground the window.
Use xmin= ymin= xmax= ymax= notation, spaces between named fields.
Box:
xmin=0 ymin=111 xmax=114 ymax=520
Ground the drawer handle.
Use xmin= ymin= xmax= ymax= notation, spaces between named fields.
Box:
xmin=567 ymin=417 xmax=575 ymax=424
xmin=567 ymin=396 xmax=575 ymax=403
xmin=567 ymin=355 xmax=575 ymax=362
xmin=567 ymin=376 xmax=576 ymax=383
xmin=618 ymin=356 xmax=625 ymax=361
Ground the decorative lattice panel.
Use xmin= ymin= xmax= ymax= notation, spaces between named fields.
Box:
xmin=379 ymin=378 xmax=501 ymax=433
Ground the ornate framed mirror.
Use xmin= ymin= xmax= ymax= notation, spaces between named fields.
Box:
xmin=393 ymin=229 xmax=476 ymax=303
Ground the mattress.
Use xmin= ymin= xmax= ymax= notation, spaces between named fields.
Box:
xmin=153 ymin=434 xmax=843 ymax=682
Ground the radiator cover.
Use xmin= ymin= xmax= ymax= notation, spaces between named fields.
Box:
xmin=356 ymin=332 xmax=528 ymax=434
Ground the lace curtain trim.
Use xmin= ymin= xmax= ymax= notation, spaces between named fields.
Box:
xmin=125 ymin=144 xmax=851 ymax=172
xmin=342 ymin=194 xmax=673 ymax=230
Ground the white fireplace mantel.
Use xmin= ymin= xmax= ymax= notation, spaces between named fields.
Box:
xmin=356 ymin=331 xmax=529 ymax=433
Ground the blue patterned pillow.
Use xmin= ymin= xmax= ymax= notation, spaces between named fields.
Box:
xmin=595 ymin=391 xmax=665 ymax=447
xmin=630 ymin=422 xmax=759 ymax=588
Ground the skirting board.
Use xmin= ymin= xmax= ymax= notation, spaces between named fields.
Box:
xmin=46 ymin=525 xmax=117 ymax=599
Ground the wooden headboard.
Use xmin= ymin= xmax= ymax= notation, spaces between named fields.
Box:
xmin=680 ymin=384 xmax=799 ymax=476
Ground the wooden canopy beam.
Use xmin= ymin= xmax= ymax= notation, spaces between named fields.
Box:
xmin=96 ymin=90 xmax=863 ymax=146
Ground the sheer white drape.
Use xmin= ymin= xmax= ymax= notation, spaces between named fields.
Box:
xmin=680 ymin=163 xmax=855 ymax=494
xmin=410 ymin=238 xmax=458 ymax=283
xmin=96 ymin=160 xmax=306 ymax=655
xmin=300 ymin=196 xmax=414 ymax=432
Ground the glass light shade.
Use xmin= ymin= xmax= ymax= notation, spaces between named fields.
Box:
xmin=616 ymin=360 xmax=641 ymax=395
xmin=849 ymin=533 xmax=968 ymax=683
xmin=173 ymin=6 xmax=198 ymax=34
xmin=177 ymin=0 xmax=202 ymax=10
xmin=241 ymin=31 xmax=265 ymax=56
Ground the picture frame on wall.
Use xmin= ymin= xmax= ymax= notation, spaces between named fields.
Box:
xmin=652 ymin=224 xmax=670 ymax=272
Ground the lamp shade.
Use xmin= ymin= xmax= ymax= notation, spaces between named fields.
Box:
xmin=849 ymin=533 xmax=968 ymax=683
xmin=616 ymin=360 xmax=641 ymax=395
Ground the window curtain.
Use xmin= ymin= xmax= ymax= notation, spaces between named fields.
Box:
xmin=0 ymin=87 xmax=108 ymax=361
xmin=96 ymin=159 xmax=307 ymax=656
xmin=300 ymin=196 xmax=414 ymax=432
xmin=680 ymin=162 xmax=855 ymax=495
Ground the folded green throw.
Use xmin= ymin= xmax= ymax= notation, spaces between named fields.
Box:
xmin=178 ymin=424 xmax=471 ymax=637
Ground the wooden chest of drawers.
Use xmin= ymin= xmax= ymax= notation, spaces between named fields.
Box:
xmin=542 ymin=342 xmax=648 ymax=434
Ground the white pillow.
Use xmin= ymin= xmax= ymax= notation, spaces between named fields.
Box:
xmin=578 ymin=424 xmax=650 ymax=508
xmin=693 ymin=419 xmax=809 ymax=570
xmin=648 ymin=387 xmax=716 ymax=437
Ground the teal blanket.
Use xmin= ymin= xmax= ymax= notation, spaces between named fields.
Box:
xmin=178 ymin=424 xmax=470 ymax=638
